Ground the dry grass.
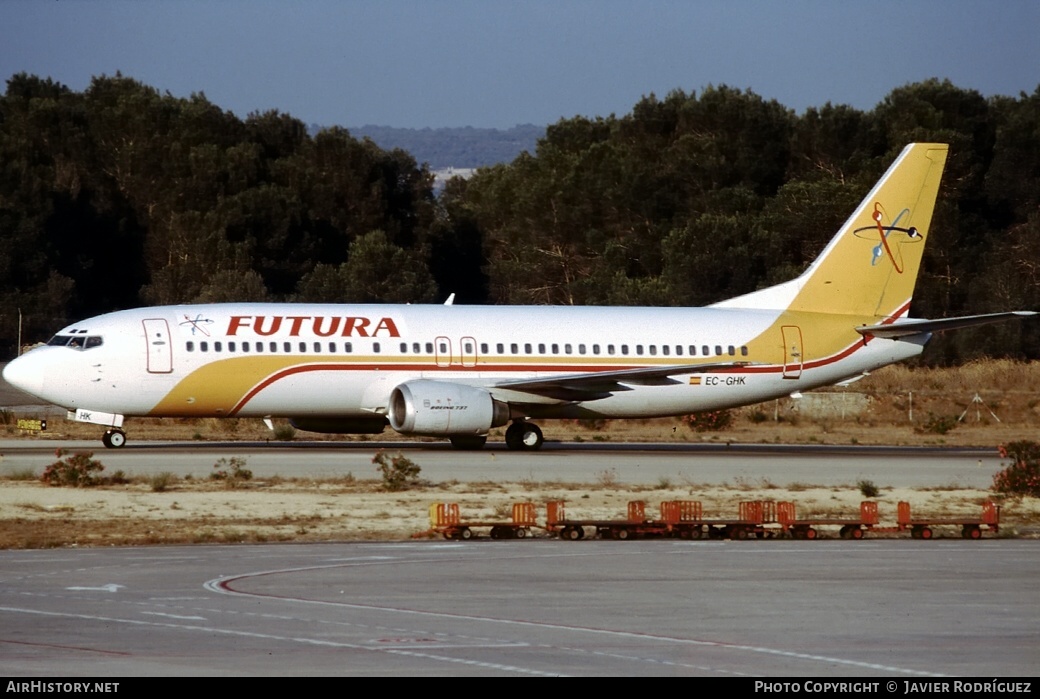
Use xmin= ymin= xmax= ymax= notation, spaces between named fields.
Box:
xmin=1 ymin=474 xmax=1038 ymax=549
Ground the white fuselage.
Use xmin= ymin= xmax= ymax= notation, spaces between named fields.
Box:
xmin=7 ymin=302 xmax=924 ymax=424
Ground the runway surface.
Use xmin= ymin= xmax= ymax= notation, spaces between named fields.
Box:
xmin=1 ymin=539 xmax=1036 ymax=677
xmin=0 ymin=439 xmax=1003 ymax=487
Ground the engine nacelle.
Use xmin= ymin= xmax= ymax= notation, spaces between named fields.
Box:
xmin=388 ymin=380 xmax=510 ymax=436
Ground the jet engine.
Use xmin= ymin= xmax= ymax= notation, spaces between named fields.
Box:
xmin=388 ymin=380 xmax=510 ymax=436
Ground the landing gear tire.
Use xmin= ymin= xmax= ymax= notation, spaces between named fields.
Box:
xmin=505 ymin=421 xmax=544 ymax=451
xmin=449 ymin=435 xmax=487 ymax=450
xmin=102 ymin=429 xmax=127 ymax=449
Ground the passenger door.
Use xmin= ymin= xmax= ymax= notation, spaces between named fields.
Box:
xmin=143 ymin=319 xmax=173 ymax=374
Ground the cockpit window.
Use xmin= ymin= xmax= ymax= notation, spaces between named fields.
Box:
xmin=46 ymin=334 xmax=103 ymax=350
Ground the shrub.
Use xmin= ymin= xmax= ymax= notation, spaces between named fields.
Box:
xmin=41 ymin=449 xmax=104 ymax=487
xmin=993 ymin=441 xmax=1040 ymax=497
xmin=150 ymin=472 xmax=178 ymax=492
xmin=373 ymin=450 xmax=421 ymax=491
xmin=857 ymin=479 xmax=880 ymax=498
xmin=211 ymin=456 xmax=253 ymax=485
xmin=746 ymin=409 xmax=769 ymax=424
xmin=273 ymin=424 xmax=296 ymax=441
xmin=680 ymin=409 xmax=733 ymax=432
xmin=918 ymin=413 xmax=957 ymax=435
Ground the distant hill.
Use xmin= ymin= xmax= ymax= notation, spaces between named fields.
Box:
xmin=313 ymin=124 xmax=545 ymax=170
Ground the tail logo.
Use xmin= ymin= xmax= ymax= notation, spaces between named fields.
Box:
xmin=853 ymin=202 xmax=922 ymax=274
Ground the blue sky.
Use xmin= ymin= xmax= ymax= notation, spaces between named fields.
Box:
xmin=2 ymin=1 xmax=1037 ymax=129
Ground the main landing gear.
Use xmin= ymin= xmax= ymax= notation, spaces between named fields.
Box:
xmin=505 ymin=421 xmax=543 ymax=451
xmin=101 ymin=429 xmax=127 ymax=449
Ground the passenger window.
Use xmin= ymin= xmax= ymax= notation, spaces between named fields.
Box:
xmin=512 ymin=343 xmax=519 ymax=354
xmin=524 ymin=343 xmax=532 ymax=354
xmin=299 ymin=342 xmax=307 ymax=352
xmin=329 ymin=342 xmax=338 ymax=353
xmin=741 ymin=346 xmax=748 ymax=357
xmin=621 ymin=345 xmax=629 ymax=355
xmin=270 ymin=342 xmax=278 ymax=352
xmin=186 ymin=341 xmax=194 ymax=352
xmin=241 ymin=342 xmax=248 ymax=353
xmin=229 ymin=342 xmax=236 ymax=352
xmin=675 ymin=345 xmax=682 ymax=356
xmin=715 ymin=345 xmax=722 ymax=356
xmin=255 ymin=342 xmax=263 ymax=352
xmin=728 ymin=345 xmax=735 ymax=356
xmin=314 ymin=342 xmax=321 ymax=352
xmin=373 ymin=343 xmax=381 ymax=353
xmin=412 ymin=342 xmax=420 ymax=353
xmin=538 ymin=343 xmax=546 ymax=354
xmin=578 ymin=344 xmax=585 ymax=354
xmin=214 ymin=342 xmax=222 ymax=352
xmin=283 ymin=342 xmax=291 ymax=352
xmin=661 ymin=346 xmax=669 ymax=356
xmin=439 ymin=342 xmax=448 ymax=353
xmin=497 ymin=343 xmax=505 ymax=354
xmin=592 ymin=344 xmax=599 ymax=355
xmin=551 ymin=343 xmax=558 ymax=354
xmin=607 ymin=344 xmax=615 ymax=354
xmin=702 ymin=345 xmax=709 ymax=356
xmin=636 ymin=345 xmax=644 ymax=355
xmin=400 ymin=342 xmax=408 ymax=353
xmin=200 ymin=342 xmax=208 ymax=352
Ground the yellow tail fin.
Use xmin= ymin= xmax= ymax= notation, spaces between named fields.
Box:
xmin=715 ymin=143 xmax=949 ymax=319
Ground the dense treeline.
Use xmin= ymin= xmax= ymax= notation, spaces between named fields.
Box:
xmin=1 ymin=74 xmax=1039 ymax=363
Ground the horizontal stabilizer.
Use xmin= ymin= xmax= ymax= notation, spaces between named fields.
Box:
xmin=856 ymin=311 xmax=1037 ymax=339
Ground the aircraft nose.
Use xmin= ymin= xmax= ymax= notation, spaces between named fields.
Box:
xmin=2 ymin=352 xmax=46 ymax=399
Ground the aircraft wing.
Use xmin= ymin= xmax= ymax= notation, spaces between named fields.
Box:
xmin=856 ymin=311 xmax=1037 ymax=339
xmin=492 ymin=362 xmax=750 ymax=401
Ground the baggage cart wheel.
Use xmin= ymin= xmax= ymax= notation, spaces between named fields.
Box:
xmin=963 ymin=525 xmax=981 ymax=540
xmin=615 ymin=528 xmax=629 ymax=540
xmin=460 ymin=528 xmax=473 ymax=540
xmin=804 ymin=527 xmax=817 ymax=540
xmin=850 ymin=527 xmax=864 ymax=540
xmin=732 ymin=527 xmax=748 ymax=540
xmin=919 ymin=527 xmax=933 ymax=540
xmin=515 ymin=527 xmax=527 ymax=539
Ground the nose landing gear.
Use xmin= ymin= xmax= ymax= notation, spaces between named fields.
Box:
xmin=102 ymin=429 xmax=127 ymax=449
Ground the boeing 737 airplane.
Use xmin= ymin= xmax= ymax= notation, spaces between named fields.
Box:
xmin=3 ymin=143 xmax=1034 ymax=450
